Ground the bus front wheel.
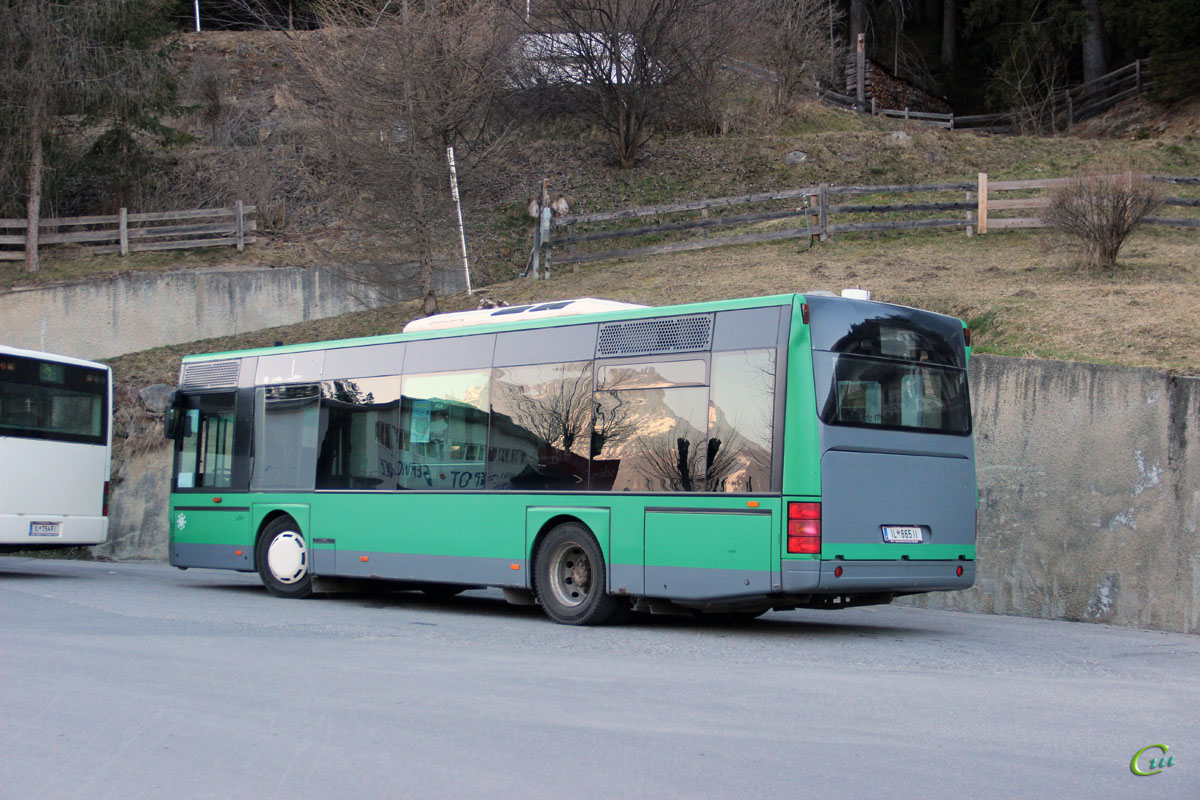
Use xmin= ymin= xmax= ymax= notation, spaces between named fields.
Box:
xmin=534 ymin=523 xmax=621 ymax=625
xmin=256 ymin=517 xmax=313 ymax=599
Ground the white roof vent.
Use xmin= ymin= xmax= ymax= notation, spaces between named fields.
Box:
xmin=840 ymin=288 xmax=872 ymax=301
xmin=402 ymin=298 xmax=648 ymax=333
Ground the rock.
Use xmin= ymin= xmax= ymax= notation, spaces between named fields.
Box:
xmin=139 ymin=384 xmax=175 ymax=415
xmin=785 ymin=150 xmax=808 ymax=164
xmin=887 ymin=131 xmax=914 ymax=148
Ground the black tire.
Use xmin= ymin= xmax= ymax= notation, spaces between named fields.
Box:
xmin=256 ymin=516 xmax=313 ymax=599
xmin=533 ymin=522 xmax=622 ymax=625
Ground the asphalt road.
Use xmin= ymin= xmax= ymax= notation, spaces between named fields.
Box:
xmin=2 ymin=556 xmax=1197 ymax=799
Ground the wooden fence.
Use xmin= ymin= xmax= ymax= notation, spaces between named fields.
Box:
xmin=809 ymin=59 xmax=1151 ymax=134
xmin=977 ymin=174 xmax=1200 ymax=232
xmin=0 ymin=202 xmax=257 ymax=262
xmin=536 ymin=174 xmax=1199 ymax=267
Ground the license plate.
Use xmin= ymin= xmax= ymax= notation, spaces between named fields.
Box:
xmin=882 ymin=526 xmax=923 ymax=543
xmin=30 ymin=521 xmax=61 ymax=537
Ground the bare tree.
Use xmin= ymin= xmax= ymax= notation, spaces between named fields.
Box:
xmin=1044 ymin=171 xmax=1162 ymax=271
xmin=0 ymin=1 xmax=176 ymax=272
xmin=289 ymin=1 xmax=516 ymax=313
xmin=496 ymin=364 xmax=594 ymax=453
xmin=746 ymin=0 xmax=844 ymax=116
xmin=517 ymin=0 xmax=738 ymax=168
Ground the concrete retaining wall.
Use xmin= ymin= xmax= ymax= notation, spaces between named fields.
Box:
xmin=899 ymin=355 xmax=1200 ymax=634
xmin=0 ymin=264 xmax=462 ymax=361
xmin=100 ymin=353 xmax=1200 ymax=633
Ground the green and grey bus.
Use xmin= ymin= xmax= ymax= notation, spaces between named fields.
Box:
xmin=165 ymin=293 xmax=976 ymax=624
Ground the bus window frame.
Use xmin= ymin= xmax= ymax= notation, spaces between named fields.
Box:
xmin=169 ymin=388 xmax=254 ymax=492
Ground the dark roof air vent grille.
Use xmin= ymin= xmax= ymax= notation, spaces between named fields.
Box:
xmin=597 ymin=314 xmax=712 ymax=358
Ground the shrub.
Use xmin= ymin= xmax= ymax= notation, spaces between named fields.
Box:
xmin=1043 ymin=171 xmax=1163 ymax=271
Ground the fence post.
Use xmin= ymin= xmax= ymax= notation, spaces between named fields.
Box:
xmin=856 ymin=34 xmax=866 ymax=111
xmin=118 ymin=208 xmax=129 ymax=256
xmin=965 ymin=191 xmax=974 ymax=237
xmin=818 ymin=183 xmax=829 ymax=241
xmin=904 ymin=107 xmax=910 ymax=120
xmin=871 ymin=97 xmax=877 ymax=116
xmin=235 ymin=200 xmax=245 ymax=252
xmin=977 ymin=173 xmax=988 ymax=234
xmin=529 ymin=221 xmax=541 ymax=279
xmin=1135 ymin=59 xmax=1142 ymax=92
xmin=701 ymin=207 xmax=709 ymax=238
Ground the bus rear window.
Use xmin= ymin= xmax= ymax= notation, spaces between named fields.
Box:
xmin=0 ymin=355 xmax=108 ymax=445
xmin=816 ymin=354 xmax=970 ymax=435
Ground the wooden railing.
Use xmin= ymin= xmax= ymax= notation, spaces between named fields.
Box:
xmin=0 ymin=202 xmax=257 ymax=262
xmin=977 ymin=174 xmax=1200 ymax=232
xmin=808 ymin=60 xmax=1152 ymax=134
xmin=531 ymin=174 xmax=1198 ymax=267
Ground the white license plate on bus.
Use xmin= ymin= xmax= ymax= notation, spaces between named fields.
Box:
xmin=30 ymin=521 xmax=61 ymax=537
xmin=882 ymin=526 xmax=923 ymax=543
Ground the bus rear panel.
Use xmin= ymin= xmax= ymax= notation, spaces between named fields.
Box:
xmin=0 ymin=347 xmax=111 ymax=550
xmin=780 ymin=295 xmax=975 ymax=603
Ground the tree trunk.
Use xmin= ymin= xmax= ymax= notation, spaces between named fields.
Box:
xmin=24 ymin=120 xmax=43 ymax=274
xmin=412 ymin=167 xmax=439 ymax=316
xmin=850 ymin=0 xmax=866 ymax=46
xmin=941 ymin=0 xmax=957 ymax=68
xmin=1081 ymin=0 xmax=1107 ymax=84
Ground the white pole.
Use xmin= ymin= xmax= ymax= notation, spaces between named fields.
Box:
xmin=446 ymin=146 xmax=473 ymax=295
xmin=194 ymin=1 xmax=201 ymax=33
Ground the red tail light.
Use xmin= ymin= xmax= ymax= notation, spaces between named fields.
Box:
xmin=787 ymin=502 xmax=821 ymax=554
xmin=102 ymin=481 xmax=110 ymax=517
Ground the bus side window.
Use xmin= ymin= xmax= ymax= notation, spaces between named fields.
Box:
xmin=254 ymin=384 xmax=321 ymax=491
xmin=708 ymin=349 xmax=775 ymax=492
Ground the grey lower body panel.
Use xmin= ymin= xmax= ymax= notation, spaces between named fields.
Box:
xmin=170 ymin=542 xmax=253 ymax=571
xmin=609 ymin=563 xmax=642 ymax=596
xmin=781 ymin=559 xmax=822 ymax=592
xmin=816 ymin=559 xmax=974 ymax=593
xmin=642 ymin=565 xmax=773 ymax=600
xmin=329 ymin=550 xmax=525 ymax=588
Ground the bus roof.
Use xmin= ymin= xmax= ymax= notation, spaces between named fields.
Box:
xmin=0 ymin=345 xmax=111 ymax=372
xmin=182 ymin=293 xmax=804 ymax=363
xmin=179 ymin=291 xmax=965 ymax=364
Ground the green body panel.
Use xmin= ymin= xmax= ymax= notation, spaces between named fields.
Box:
xmin=781 ymin=297 xmax=820 ymax=496
xmin=171 ymin=491 xmax=786 ymax=588
xmin=644 ymin=510 xmax=774 ymax=571
xmin=525 ymin=506 xmax=611 ymax=561
xmin=170 ymin=503 xmax=250 ymax=547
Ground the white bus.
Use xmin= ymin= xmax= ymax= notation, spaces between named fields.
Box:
xmin=0 ymin=346 xmax=112 ymax=551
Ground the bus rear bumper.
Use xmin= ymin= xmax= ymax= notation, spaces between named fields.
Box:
xmin=0 ymin=514 xmax=108 ymax=548
xmin=782 ymin=558 xmax=975 ymax=594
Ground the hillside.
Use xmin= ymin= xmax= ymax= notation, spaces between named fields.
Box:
xmin=8 ymin=29 xmax=1197 ymax=384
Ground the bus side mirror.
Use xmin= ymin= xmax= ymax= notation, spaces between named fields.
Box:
xmin=164 ymin=392 xmax=184 ymax=439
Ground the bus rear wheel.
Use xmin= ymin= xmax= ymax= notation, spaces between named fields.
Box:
xmin=534 ymin=523 xmax=621 ymax=625
xmin=256 ymin=517 xmax=313 ymax=599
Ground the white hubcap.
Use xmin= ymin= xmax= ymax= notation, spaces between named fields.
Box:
xmin=266 ymin=531 xmax=307 ymax=584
